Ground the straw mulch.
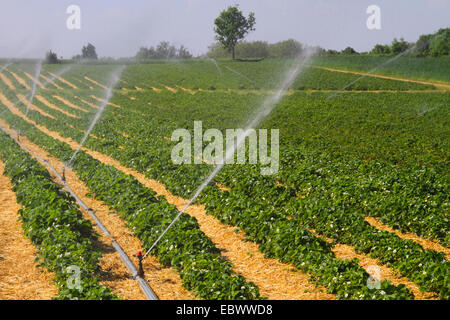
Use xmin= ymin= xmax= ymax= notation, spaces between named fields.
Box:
xmin=365 ymin=217 xmax=449 ymax=260
xmin=309 ymin=229 xmax=439 ymax=300
xmin=0 ymin=160 xmax=58 ymax=300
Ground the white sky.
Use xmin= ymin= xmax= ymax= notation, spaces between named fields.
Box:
xmin=0 ymin=0 xmax=449 ymax=58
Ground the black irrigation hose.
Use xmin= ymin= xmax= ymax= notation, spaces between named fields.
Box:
xmin=0 ymin=124 xmax=159 ymax=300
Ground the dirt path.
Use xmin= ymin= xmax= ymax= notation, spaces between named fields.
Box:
xmin=333 ymin=244 xmax=437 ymax=300
xmin=0 ymin=101 xmax=335 ymax=299
xmin=313 ymin=66 xmax=450 ymax=91
xmin=39 ymin=74 xmax=63 ymax=90
xmin=15 ymin=94 xmax=56 ymax=119
xmin=90 ymin=95 xmax=121 ymax=108
xmin=365 ymin=217 xmax=449 ymax=260
xmin=0 ymin=73 xmax=16 ymax=90
xmin=46 ymin=71 xmax=79 ymax=90
xmin=76 ymin=78 xmax=95 ymax=90
xmin=309 ymin=230 xmax=438 ymax=300
xmin=84 ymin=76 xmax=107 ymax=90
xmin=8 ymin=71 xmax=31 ymax=90
xmin=52 ymin=95 xmax=90 ymax=113
xmin=0 ymin=122 xmax=196 ymax=300
xmin=163 ymin=85 xmax=178 ymax=93
xmin=23 ymin=72 xmax=45 ymax=89
xmin=0 ymin=160 xmax=58 ymax=300
xmin=176 ymin=86 xmax=196 ymax=95
xmin=79 ymin=98 xmax=100 ymax=109
xmin=35 ymin=95 xmax=79 ymax=118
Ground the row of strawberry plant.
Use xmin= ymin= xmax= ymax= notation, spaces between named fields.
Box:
xmin=0 ymin=130 xmax=117 ymax=300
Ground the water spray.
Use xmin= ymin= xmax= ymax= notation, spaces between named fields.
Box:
xmin=417 ymin=104 xmax=442 ymax=116
xmin=67 ymin=65 xmax=125 ymax=167
xmin=201 ymin=55 xmax=222 ymax=76
xmin=25 ymin=60 xmax=43 ymax=117
xmin=0 ymin=62 xmax=13 ymax=74
xmin=224 ymin=65 xmax=256 ymax=85
xmin=0 ymin=61 xmax=77 ymax=119
xmin=142 ymin=48 xmax=316 ymax=260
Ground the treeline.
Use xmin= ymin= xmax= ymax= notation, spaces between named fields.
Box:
xmin=328 ymin=28 xmax=450 ymax=57
xmin=208 ymin=28 xmax=450 ymax=59
xmin=135 ymin=41 xmax=193 ymax=60
xmin=207 ymin=39 xmax=309 ymax=59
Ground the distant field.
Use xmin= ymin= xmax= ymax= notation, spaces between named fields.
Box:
xmin=312 ymin=56 xmax=450 ymax=83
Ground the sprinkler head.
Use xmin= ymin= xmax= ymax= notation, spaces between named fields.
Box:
xmin=137 ymin=251 xmax=142 ymax=258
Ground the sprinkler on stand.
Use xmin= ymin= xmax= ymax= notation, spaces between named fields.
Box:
xmin=62 ymin=166 xmax=66 ymax=182
xmin=136 ymin=251 xmax=145 ymax=278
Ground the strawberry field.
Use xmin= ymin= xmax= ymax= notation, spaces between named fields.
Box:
xmin=0 ymin=58 xmax=448 ymax=300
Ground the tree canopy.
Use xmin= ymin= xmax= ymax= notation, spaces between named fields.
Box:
xmin=207 ymin=39 xmax=305 ymax=59
xmin=135 ymin=42 xmax=193 ymax=60
xmin=45 ymin=50 xmax=59 ymax=64
xmin=82 ymin=43 xmax=98 ymax=59
xmin=214 ymin=5 xmax=255 ymax=60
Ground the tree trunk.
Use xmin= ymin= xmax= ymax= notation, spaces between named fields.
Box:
xmin=232 ymin=46 xmax=235 ymax=60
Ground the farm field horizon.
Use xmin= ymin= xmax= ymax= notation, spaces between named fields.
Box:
xmin=0 ymin=56 xmax=448 ymax=301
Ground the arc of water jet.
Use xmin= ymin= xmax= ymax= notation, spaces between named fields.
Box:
xmin=0 ymin=62 xmax=13 ymax=73
xmin=327 ymin=45 xmax=417 ymax=99
xmin=201 ymin=55 xmax=222 ymax=76
xmin=224 ymin=66 xmax=256 ymax=85
xmin=25 ymin=60 xmax=43 ymax=117
xmin=143 ymin=49 xmax=316 ymax=259
xmin=0 ymin=63 xmax=77 ymax=118
xmin=418 ymin=104 xmax=442 ymax=116
xmin=67 ymin=66 xmax=125 ymax=167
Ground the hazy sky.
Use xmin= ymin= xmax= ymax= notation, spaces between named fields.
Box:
xmin=0 ymin=0 xmax=449 ymax=58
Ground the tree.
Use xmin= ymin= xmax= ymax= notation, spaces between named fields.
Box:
xmin=178 ymin=45 xmax=193 ymax=59
xmin=82 ymin=43 xmax=98 ymax=59
xmin=214 ymin=5 xmax=255 ymax=60
xmin=237 ymin=41 xmax=269 ymax=58
xmin=45 ymin=50 xmax=59 ymax=64
xmin=134 ymin=42 xmax=192 ymax=60
xmin=342 ymin=47 xmax=358 ymax=55
xmin=429 ymin=28 xmax=450 ymax=56
xmin=135 ymin=47 xmax=150 ymax=60
xmin=415 ymin=35 xmax=432 ymax=56
xmin=370 ymin=44 xmax=391 ymax=55
xmin=390 ymin=38 xmax=410 ymax=55
xmin=155 ymin=41 xmax=177 ymax=59
xmin=269 ymin=39 xmax=303 ymax=58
